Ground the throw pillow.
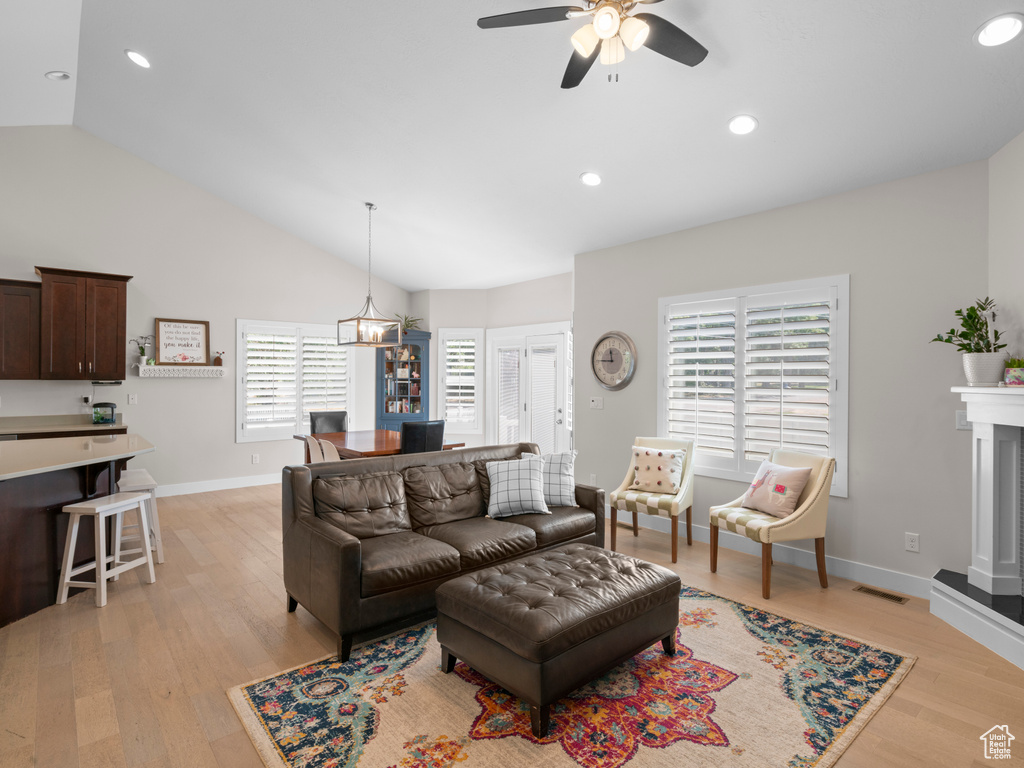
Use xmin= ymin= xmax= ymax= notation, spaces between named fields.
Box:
xmin=629 ymin=445 xmax=685 ymax=494
xmin=486 ymin=455 xmax=550 ymax=518
xmin=741 ymin=460 xmax=813 ymax=518
xmin=522 ymin=450 xmax=577 ymax=507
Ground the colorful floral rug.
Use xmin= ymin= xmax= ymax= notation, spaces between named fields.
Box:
xmin=228 ymin=586 xmax=914 ymax=768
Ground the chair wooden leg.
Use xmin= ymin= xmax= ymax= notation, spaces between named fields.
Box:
xmin=709 ymin=524 xmax=719 ymax=573
xmin=632 ymin=510 xmax=638 ymax=537
xmin=685 ymin=505 xmax=692 ymax=546
xmin=815 ymin=537 xmax=828 ymax=588
xmin=95 ymin=515 xmax=108 ymax=608
xmin=671 ymin=515 xmax=678 ymax=563
xmin=762 ymin=542 xmax=772 ymax=599
xmin=610 ymin=508 xmax=618 ymax=551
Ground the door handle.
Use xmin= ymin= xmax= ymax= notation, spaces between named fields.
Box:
xmin=556 ymin=419 xmax=563 ymax=425
xmin=78 ymin=362 xmax=82 ymax=373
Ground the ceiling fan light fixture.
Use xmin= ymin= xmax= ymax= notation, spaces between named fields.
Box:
xmin=975 ymin=13 xmax=1024 ymax=46
xmin=592 ymin=4 xmax=621 ymax=40
xmin=124 ymin=49 xmax=151 ymax=68
xmin=619 ymin=16 xmax=649 ymax=51
xmin=728 ymin=115 xmax=759 ymax=135
xmin=599 ymin=36 xmax=625 ymax=65
xmin=571 ymin=24 xmax=600 ymax=57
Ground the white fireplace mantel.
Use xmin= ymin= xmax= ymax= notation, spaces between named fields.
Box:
xmin=931 ymin=386 xmax=1023 ymax=669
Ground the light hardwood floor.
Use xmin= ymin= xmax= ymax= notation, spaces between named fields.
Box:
xmin=1 ymin=484 xmax=1021 ymax=768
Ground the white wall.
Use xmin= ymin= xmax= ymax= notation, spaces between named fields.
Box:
xmin=574 ymin=161 xmax=989 ymax=585
xmin=0 ymin=126 xmax=409 ymax=490
xmin=414 ymin=273 xmax=573 ymax=448
xmin=989 ymin=128 xmax=1024 ymax=353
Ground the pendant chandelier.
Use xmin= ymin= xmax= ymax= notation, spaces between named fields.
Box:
xmin=337 ymin=202 xmax=400 ymax=347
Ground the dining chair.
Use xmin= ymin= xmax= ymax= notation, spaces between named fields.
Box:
xmin=310 ymin=410 xmax=348 ymax=434
xmin=709 ymin=449 xmax=835 ymax=599
xmin=608 ymin=437 xmax=694 ymax=563
xmin=318 ymin=439 xmax=342 ymax=461
xmin=400 ymin=420 xmax=445 ymax=454
xmin=305 ymin=435 xmax=325 ymax=463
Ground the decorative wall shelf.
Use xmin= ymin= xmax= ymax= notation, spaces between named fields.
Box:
xmin=137 ymin=366 xmax=225 ymax=378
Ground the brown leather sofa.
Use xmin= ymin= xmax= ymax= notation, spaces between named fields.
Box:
xmin=282 ymin=442 xmax=605 ymax=661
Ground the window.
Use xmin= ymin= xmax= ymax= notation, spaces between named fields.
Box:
xmin=438 ymin=328 xmax=483 ymax=433
xmin=236 ymin=320 xmax=353 ymax=442
xmin=658 ymin=275 xmax=849 ymax=497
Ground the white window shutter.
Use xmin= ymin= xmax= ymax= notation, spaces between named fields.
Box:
xmin=243 ymin=331 xmax=298 ymax=431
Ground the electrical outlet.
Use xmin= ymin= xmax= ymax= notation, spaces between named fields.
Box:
xmin=955 ymin=410 xmax=971 ymax=431
xmin=251 ymin=454 xmax=260 ymax=465
xmin=127 ymin=393 xmax=138 ymax=405
xmin=82 ymin=395 xmax=92 ymax=405
xmin=590 ymin=397 xmax=604 ymax=410
xmin=905 ymin=532 xmax=920 ymax=553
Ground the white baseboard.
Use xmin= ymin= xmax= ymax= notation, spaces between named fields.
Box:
xmin=156 ymin=473 xmax=281 ymax=498
xmin=930 ymin=579 xmax=1024 ymax=670
xmin=615 ymin=509 xmax=932 ymax=599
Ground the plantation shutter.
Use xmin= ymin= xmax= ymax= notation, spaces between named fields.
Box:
xmin=300 ymin=335 xmax=348 ymax=425
xmin=528 ymin=343 xmax=557 ymax=454
xmin=442 ymin=335 xmax=478 ymax=426
xmin=665 ymin=298 xmax=737 ymax=459
xmin=743 ymin=287 xmax=833 ymax=462
xmin=243 ymin=330 xmax=298 ymax=432
xmin=497 ymin=346 xmax=521 ymax=443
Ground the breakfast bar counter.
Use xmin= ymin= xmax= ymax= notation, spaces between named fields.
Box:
xmin=0 ymin=434 xmax=155 ymax=627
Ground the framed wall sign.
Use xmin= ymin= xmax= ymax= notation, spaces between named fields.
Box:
xmin=155 ymin=318 xmax=210 ymax=365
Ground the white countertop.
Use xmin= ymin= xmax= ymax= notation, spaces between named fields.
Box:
xmin=0 ymin=434 xmax=154 ymax=481
xmin=0 ymin=414 xmax=125 ymax=435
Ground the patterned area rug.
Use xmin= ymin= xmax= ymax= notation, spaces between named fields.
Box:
xmin=228 ymin=586 xmax=914 ymax=768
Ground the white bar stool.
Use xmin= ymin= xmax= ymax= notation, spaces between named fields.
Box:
xmin=116 ymin=468 xmax=165 ymax=564
xmin=57 ymin=491 xmax=156 ymax=608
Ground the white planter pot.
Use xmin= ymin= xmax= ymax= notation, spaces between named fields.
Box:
xmin=963 ymin=352 xmax=1006 ymax=387
xmin=137 ymin=354 xmax=147 ymax=367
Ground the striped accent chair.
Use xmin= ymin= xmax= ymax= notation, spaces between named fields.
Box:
xmin=709 ymin=449 xmax=835 ymax=599
xmin=608 ymin=437 xmax=694 ymax=563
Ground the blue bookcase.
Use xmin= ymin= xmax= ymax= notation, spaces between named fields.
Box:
xmin=375 ymin=329 xmax=431 ymax=431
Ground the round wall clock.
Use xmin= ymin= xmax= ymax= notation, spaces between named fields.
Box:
xmin=591 ymin=331 xmax=637 ymax=391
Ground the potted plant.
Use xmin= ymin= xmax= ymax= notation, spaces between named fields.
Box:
xmin=1004 ymin=355 xmax=1024 ymax=386
xmin=129 ymin=335 xmax=155 ymax=367
xmin=394 ymin=314 xmax=422 ymax=336
xmin=931 ymin=297 xmax=1007 ymax=386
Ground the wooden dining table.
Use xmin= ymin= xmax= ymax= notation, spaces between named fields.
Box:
xmin=295 ymin=429 xmax=465 ymax=461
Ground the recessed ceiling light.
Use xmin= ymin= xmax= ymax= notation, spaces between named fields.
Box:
xmin=580 ymin=171 xmax=602 ymax=186
xmin=44 ymin=71 xmax=71 ymax=81
xmin=125 ymin=49 xmax=151 ymax=68
xmin=728 ymin=115 xmax=759 ymax=135
xmin=976 ymin=13 xmax=1024 ymax=46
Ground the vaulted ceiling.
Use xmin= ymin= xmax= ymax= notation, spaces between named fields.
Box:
xmin=4 ymin=0 xmax=1024 ymax=290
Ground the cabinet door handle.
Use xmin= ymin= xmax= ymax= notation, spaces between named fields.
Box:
xmin=78 ymin=362 xmax=82 ymax=373
xmin=88 ymin=361 xmax=92 ymax=373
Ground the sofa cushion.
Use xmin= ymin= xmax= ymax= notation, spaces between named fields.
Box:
xmin=505 ymin=506 xmax=595 ymax=548
xmin=359 ymin=532 xmax=461 ymax=597
xmin=313 ymin=471 xmax=411 ymax=539
xmin=402 ymin=463 xmax=484 ymax=528
xmin=418 ymin=517 xmax=537 ymax=569
xmin=486 ymin=456 xmax=550 ymax=518
xmin=473 ymin=455 xmax=519 ymax=501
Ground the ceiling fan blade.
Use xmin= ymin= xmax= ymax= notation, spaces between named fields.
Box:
xmin=634 ymin=0 xmax=665 ymax=4
xmin=635 ymin=13 xmax=708 ymax=66
xmin=478 ymin=6 xmax=583 ymax=29
xmin=560 ymin=46 xmax=599 ymax=89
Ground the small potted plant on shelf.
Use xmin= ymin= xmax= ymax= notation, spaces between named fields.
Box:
xmin=931 ymin=297 xmax=1008 ymax=386
xmin=1004 ymin=355 xmax=1024 ymax=386
xmin=129 ymin=335 xmax=155 ymax=367
xmin=394 ymin=314 xmax=422 ymax=336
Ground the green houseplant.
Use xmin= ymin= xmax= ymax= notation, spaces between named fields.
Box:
xmin=931 ymin=297 xmax=1007 ymax=386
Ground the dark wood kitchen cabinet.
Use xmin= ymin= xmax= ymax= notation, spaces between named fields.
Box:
xmin=0 ymin=279 xmax=41 ymax=379
xmin=36 ymin=267 xmax=132 ymax=380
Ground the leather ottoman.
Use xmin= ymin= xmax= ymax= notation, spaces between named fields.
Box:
xmin=435 ymin=542 xmax=681 ymax=737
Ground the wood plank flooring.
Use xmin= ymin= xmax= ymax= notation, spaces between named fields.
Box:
xmin=1 ymin=484 xmax=1021 ymax=767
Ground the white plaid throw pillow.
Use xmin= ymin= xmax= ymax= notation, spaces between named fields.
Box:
xmin=485 ymin=456 xmax=550 ymax=518
xmin=523 ymin=450 xmax=577 ymax=507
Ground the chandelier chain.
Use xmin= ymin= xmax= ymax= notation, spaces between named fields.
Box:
xmin=365 ymin=202 xmax=376 ymax=296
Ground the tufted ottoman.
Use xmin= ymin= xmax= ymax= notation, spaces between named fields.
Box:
xmin=435 ymin=543 xmax=681 ymax=737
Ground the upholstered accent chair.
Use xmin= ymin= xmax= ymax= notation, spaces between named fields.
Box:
xmin=318 ymin=438 xmax=342 ymax=461
xmin=709 ymin=449 xmax=835 ymax=599
xmin=304 ymin=435 xmax=324 ymax=463
xmin=310 ymin=410 xmax=348 ymax=434
xmin=608 ymin=437 xmax=695 ymax=563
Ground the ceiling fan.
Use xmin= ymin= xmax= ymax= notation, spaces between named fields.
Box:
xmin=477 ymin=1 xmax=708 ymax=89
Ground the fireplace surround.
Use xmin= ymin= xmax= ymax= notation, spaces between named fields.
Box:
xmin=930 ymin=387 xmax=1024 ymax=669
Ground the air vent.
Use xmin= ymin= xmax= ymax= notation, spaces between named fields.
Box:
xmin=853 ymin=585 xmax=909 ymax=604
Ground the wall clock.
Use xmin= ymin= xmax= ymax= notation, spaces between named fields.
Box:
xmin=591 ymin=331 xmax=637 ymax=391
